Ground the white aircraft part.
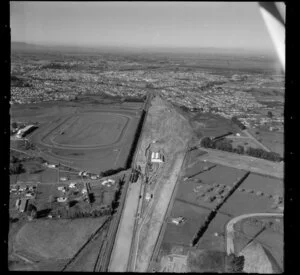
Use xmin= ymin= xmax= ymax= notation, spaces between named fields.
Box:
xmin=259 ymin=3 xmax=285 ymax=72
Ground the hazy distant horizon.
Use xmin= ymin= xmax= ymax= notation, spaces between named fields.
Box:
xmin=11 ymin=40 xmax=277 ymax=59
xmin=11 ymin=2 xmax=277 ymax=55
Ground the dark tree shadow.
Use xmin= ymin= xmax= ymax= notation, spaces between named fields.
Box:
xmin=36 ymin=208 xmax=52 ymax=218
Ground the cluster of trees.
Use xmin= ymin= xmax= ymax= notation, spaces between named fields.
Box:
xmin=231 ymin=116 xmax=246 ymax=130
xmin=52 ymin=205 xmax=111 ymax=219
xmin=26 ymin=204 xmax=37 ymax=220
xmin=225 ymin=254 xmax=245 ymax=272
xmin=10 ymin=155 xmax=25 ymax=175
xmin=200 ymin=137 xmax=282 ymax=162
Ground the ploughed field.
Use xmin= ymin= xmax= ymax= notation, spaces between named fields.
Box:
xmin=152 ymin=149 xmax=283 ymax=272
xmin=11 ymin=99 xmax=143 ymax=174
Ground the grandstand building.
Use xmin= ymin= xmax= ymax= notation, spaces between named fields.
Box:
xmin=16 ymin=125 xmax=37 ymax=138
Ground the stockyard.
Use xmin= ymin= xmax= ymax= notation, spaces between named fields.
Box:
xmin=9 ymin=97 xmax=143 ymax=271
xmin=148 ymin=146 xmax=283 ymax=272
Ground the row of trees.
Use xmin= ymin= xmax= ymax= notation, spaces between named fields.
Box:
xmin=51 ymin=205 xmax=111 ymax=219
xmin=200 ymin=137 xmax=282 ymax=162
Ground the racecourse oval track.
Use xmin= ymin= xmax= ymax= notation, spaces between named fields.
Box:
xmin=31 ymin=110 xmax=136 ymax=151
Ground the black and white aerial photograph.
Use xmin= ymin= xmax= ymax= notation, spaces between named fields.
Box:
xmin=8 ymin=1 xmax=285 ymax=272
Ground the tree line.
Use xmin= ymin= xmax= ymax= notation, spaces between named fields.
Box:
xmin=200 ymin=137 xmax=282 ymax=162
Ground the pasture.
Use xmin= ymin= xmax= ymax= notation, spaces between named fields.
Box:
xmin=248 ymin=128 xmax=284 ymax=157
xmin=13 ymin=217 xmax=107 ymax=260
xmin=162 ymin=199 xmax=211 ymax=246
xmin=190 ymin=112 xmax=240 ymax=138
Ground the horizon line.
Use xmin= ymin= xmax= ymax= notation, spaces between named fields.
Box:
xmin=11 ymin=40 xmax=275 ymax=53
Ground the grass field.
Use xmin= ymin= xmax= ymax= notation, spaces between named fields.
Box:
xmin=240 ymin=173 xmax=283 ymax=197
xmin=190 ymin=112 xmax=240 ymax=138
xmin=219 ymin=189 xmax=278 ymax=217
xmin=236 ymin=217 xmax=283 ymax=270
xmin=218 ymin=173 xmax=284 ymax=216
xmin=13 ymin=217 xmax=107 ymax=260
xmin=52 ymin=113 xmax=128 ymax=147
xmin=226 ymin=137 xmax=262 ymax=150
xmin=176 ymin=164 xmax=246 ymax=210
xmin=248 ymin=128 xmax=284 ymax=157
xmin=162 ymin=200 xmax=211 ymax=246
xmin=233 ymin=216 xmax=283 ymax=272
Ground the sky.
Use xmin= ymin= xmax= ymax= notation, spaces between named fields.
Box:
xmin=10 ymin=2 xmax=277 ymax=53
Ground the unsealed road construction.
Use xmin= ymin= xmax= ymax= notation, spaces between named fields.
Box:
xmin=108 ymin=179 xmax=141 ymax=271
xmin=126 ymin=95 xmax=193 ymax=272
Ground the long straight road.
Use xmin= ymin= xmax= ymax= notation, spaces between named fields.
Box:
xmin=108 ymin=94 xmax=152 ymax=271
xmin=108 ymin=178 xmax=142 ymax=272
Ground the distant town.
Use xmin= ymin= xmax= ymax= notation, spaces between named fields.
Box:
xmin=11 ymin=50 xmax=284 ymax=133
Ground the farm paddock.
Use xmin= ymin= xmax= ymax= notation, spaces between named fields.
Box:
xmin=10 ymin=217 xmax=107 ymax=271
xmin=151 ymin=147 xmax=283 ymax=272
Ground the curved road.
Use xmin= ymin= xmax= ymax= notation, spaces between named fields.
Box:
xmin=226 ymin=212 xmax=283 ymax=255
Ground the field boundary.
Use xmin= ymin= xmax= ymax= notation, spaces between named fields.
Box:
xmin=61 ymin=217 xmax=110 ymax=271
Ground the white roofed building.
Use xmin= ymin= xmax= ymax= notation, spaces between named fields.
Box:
xmin=151 ymin=151 xmax=164 ymax=163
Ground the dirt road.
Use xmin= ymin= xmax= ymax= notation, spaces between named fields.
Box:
xmin=108 ymin=179 xmax=142 ymax=272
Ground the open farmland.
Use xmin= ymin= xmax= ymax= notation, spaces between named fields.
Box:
xmin=162 ymin=200 xmax=211 ymax=246
xmin=12 ymin=217 xmax=107 ymax=263
xmin=219 ymin=172 xmax=283 ymax=216
xmin=240 ymin=173 xmax=283 ymax=197
xmin=189 ymin=112 xmax=240 ymax=138
xmin=225 ymin=137 xmax=263 ymax=150
xmin=248 ymin=128 xmax=284 ymax=157
xmin=11 ymin=98 xmax=143 ymax=174
xmin=150 ymin=144 xmax=284 ymax=272
xmin=218 ymin=186 xmax=281 ymax=216
xmin=177 ymin=159 xmax=247 ymax=210
xmin=232 ymin=216 xmax=283 ymax=272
